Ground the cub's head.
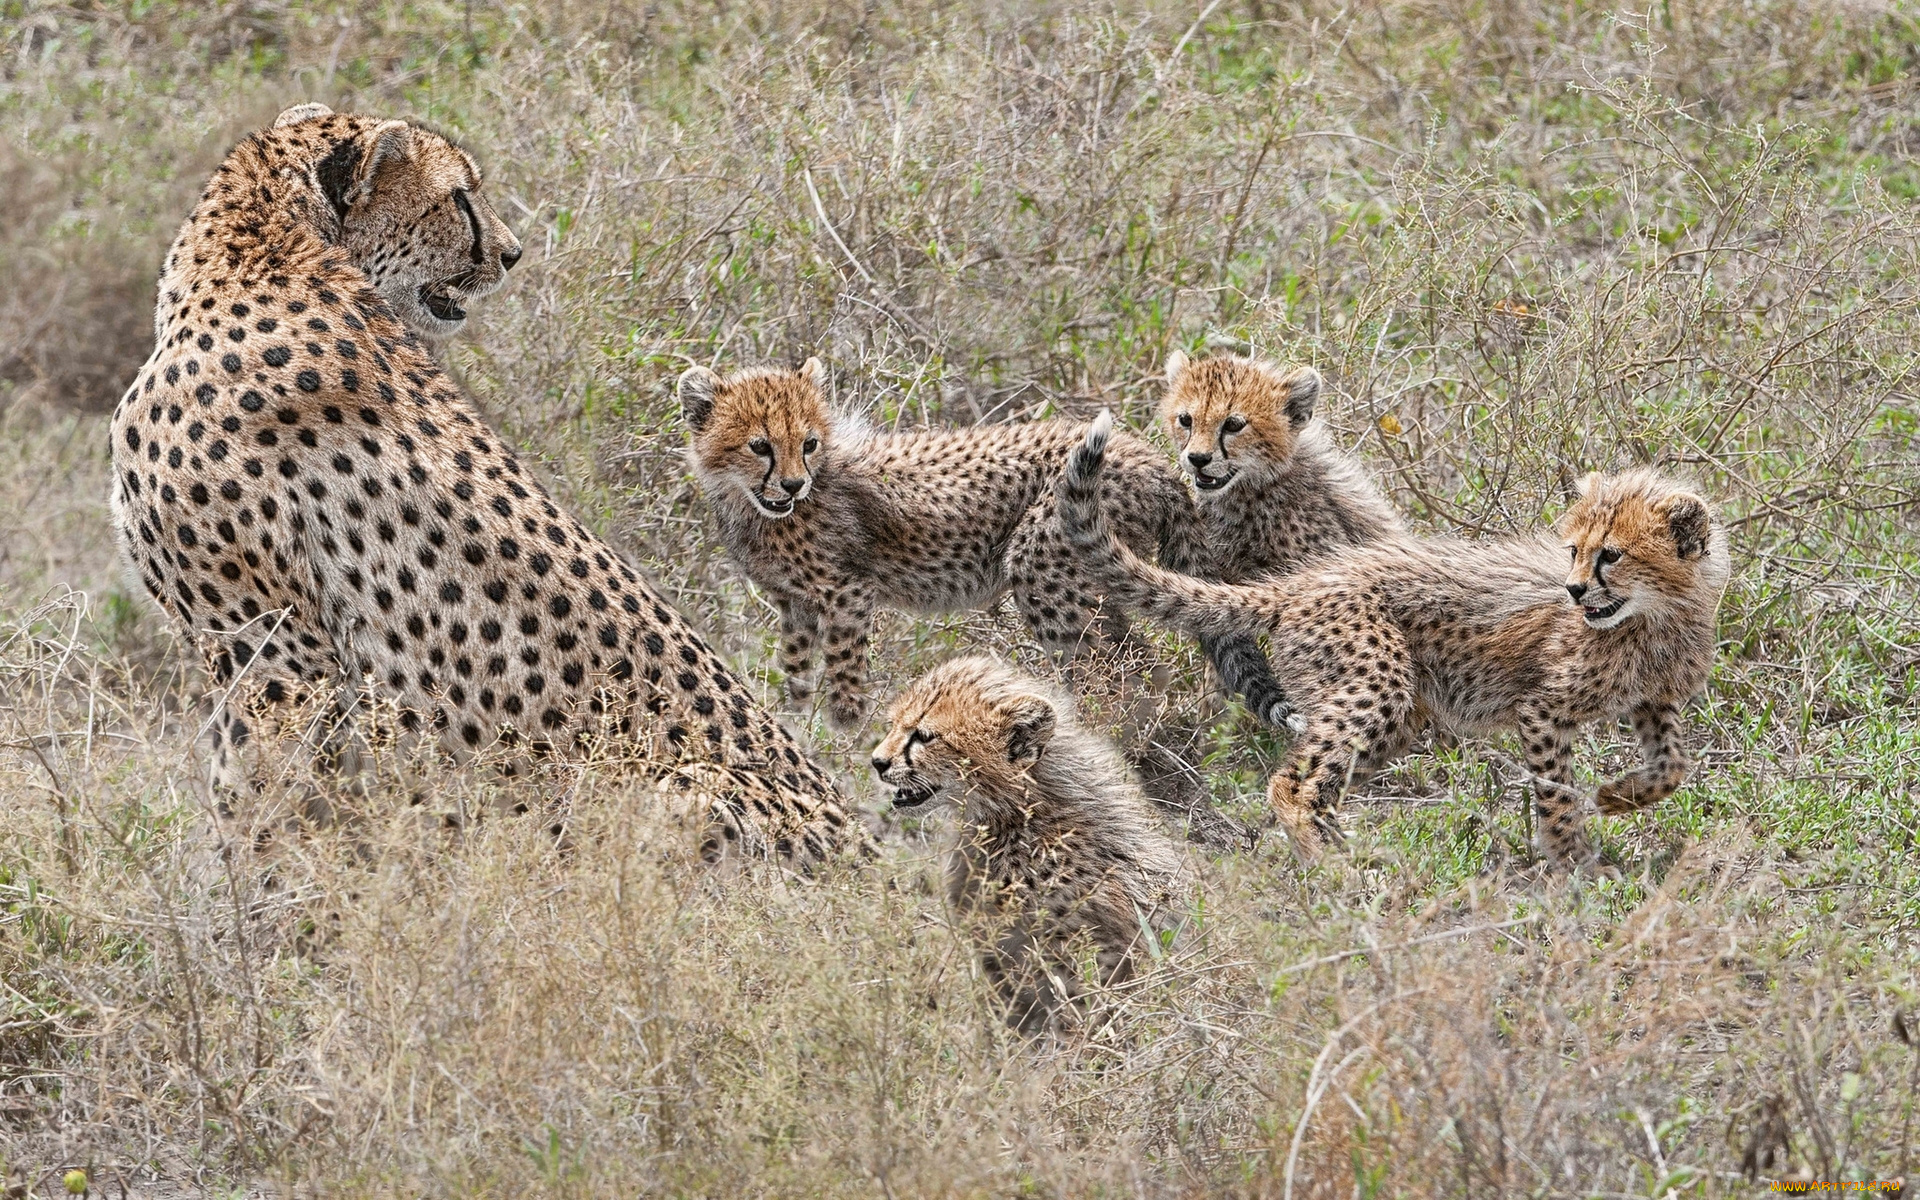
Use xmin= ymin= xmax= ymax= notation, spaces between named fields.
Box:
xmin=870 ymin=657 xmax=1058 ymax=809
xmin=276 ymin=104 xmax=523 ymax=337
xmin=679 ymin=358 xmax=833 ymax=519
xmin=1157 ymin=351 xmax=1321 ymax=493
xmin=1560 ymin=469 xmax=1728 ymax=630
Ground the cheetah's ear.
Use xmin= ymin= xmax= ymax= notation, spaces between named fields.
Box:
xmin=316 ymin=119 xmax=413 ymax=219
xmin=678 ymin=367 xmax=721 ymax=432
xmin=358 ymin=120 xmax=414 ymax=192
xmin=1574 ymin=471 xmax=1602 ymax=498
xmin=274 ymin=103 xmax=333 ymax=128
xmin=1004 ymin=696 xmax=1057 ymax=769
xmin=1283 ymin=366 xmax=1320 ymax=427
xmin=1163 ymin=349 xmax=1189 ymax=387
xmin=1658 ymin=492 xmax=1712 ymax=559
xmin=799 ymin=356 xmax=827 ymax=390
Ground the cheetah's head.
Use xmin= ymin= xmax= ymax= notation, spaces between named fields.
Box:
xmin=279 ymin=104 xmax=523 ymax=338
xmin=1559 ymin=469 xmax=1728 ymax=630
xmin=680 ymin=358 xmax=833 ymax=519
xmin=871 ymin=657 xmax=1058 ymax=810
xmin=1159 ymin=351 xmax=1321 ymax=494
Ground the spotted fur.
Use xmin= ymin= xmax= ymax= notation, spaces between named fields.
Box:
xmin=107 ymin=105 xmax=862 ymax=863
xmin=679 ymin=360 xmax=1279 ymax=729
xmin=1158 ymin=352 xmax=1405 ymax=724
xmin=871 ymin=656 xmax=1193 ymax=1033
xmin=1060 ymin=414 xmax=1729 ymax=868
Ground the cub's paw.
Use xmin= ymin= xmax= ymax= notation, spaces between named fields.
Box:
xmin=1593 ymin=778 xmax=1649 ymax=815
xmin=1539 ymin=829 xmax=1605 ymax=875
xmin=1275 ymin=806 xmax=1341 ymax=869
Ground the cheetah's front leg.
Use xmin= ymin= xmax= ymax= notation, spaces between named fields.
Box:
xmin=1516 ymin=707 xmax=1595 ymax=868
xmin=775 ymin=594 xmax=822 ymax=703
xmin=819 ymin=583 xmax=876 ymax=730
xmin=1595 ymin=700 xmax=1692 ymax=815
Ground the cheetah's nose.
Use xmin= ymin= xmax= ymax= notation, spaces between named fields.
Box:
xmin=1186 ymin=451 xmax=1213 ymax=469
xmin=871 ymin=755 xmax=892 ymax=776
xmin=779 ymin=477 xmax=806 ymax=496
xmin=1565 ymin=581 xmax=1588 ymax=602
xmin=500 ymin=243 xmax=523 ymax=271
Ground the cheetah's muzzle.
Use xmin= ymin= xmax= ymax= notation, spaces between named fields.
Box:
xmin=884 ymin=778 xmax=942 ymax=808
xmin=419 ymin=283 xmax=467 ymax=322
xmin=1581 ymin=596 xmax=1627 ymax=625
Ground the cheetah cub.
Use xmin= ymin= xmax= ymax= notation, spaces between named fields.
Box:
xmin=871 ymin=656 xmax=1194 ymax=1033
xmin=1158 ymin=352 xmax=1405 ymax=724
xmin=679 ymin=360 xmax=1276 ymax=728
xmin=1061 ymin=413 xmax=1729 ymax=868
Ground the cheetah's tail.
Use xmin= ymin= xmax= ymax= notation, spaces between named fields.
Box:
xmin=1057 ymin=413 xmax=1281 ymax=646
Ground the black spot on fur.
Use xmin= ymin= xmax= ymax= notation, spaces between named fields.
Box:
xmin=315 ymin=136 xmax=365 ymax=221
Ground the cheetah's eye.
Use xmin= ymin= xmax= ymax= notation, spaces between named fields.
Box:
xmin=1599 ymin=547 xmax=1623 ymax=565
xmin=748 ymin=437 xmax=772 ymax=456
xmin=903 ymin=728 xmax=937 ymax=760
xmin=1568 ymin=545 xmax=1578 ymax=560
xmin=803 ymin=435 xmax=819 ymax=455
xmin=1175 ymin=412 xmax=1192 ymax=429
xmin=1221 ymin=415 xmax=1247 ymax=434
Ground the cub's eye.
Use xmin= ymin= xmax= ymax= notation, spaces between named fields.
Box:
xmin=1599 ymin=547 xmax=1623 ymax=565
xmin=1568 ymin=545 xmax=1578 ymax=560
xmin=1222 ymin=415 xmax=1247 ymax=434
xmin=1175 ymin=412 xmax=1192 ymax=429
xmin=803 ymin=435 xmax=820 ymax=455
xmin=748 ymin=437 xmax=772 ymax=456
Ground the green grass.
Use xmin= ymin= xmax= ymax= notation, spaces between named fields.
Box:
xmin=1 ymin=0 xmax=1917 ymax=1194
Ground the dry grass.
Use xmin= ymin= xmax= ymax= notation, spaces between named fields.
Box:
xmin=2 ymin=0 xmax=1917 ymax=1194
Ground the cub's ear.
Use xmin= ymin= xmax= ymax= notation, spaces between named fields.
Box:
xmin=315 ymin=119 xmax=413 ymax=219
xmin=1004 ymin=696 xmax=1057 ymax=769
xmin=799 ymin=356 xmax=827 ymax=390
xmin=1283 ymin=366 xmax=1320 ymax=427
xmin=1659 ymin=492 xmax=1712 ymax=559
xmin=1163 ymin=349 xmax=1190 ymax=387
xmin=1574 ymin=470 xmax=1602 ymax=497
xmin=274 ymin=103 xmax=333 ymax=128
xmin=678 ymin=367 xmax=721 ymax=432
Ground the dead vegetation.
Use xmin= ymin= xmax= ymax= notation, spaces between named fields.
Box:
xmin=1 ymin=0 xmax=1916 ymax=1194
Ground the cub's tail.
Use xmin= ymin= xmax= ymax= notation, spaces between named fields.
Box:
xmin=1061 ymin=415 xmax=1302 ymax=728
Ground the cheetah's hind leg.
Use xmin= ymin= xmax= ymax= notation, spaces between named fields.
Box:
xmin=1266 ymin=681 xmax=1416 ymax=867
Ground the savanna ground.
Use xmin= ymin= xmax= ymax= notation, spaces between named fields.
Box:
xmin=3 ymin=1 xmax=1919 ymax=1194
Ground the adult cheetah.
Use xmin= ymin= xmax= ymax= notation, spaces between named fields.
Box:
xmin=108 ymin=104 xmax=861 ymax=862
xmin=677 ymin=359 xmax=1281 ymax=728
xmin=870 ymin=655 xmax=1193 ymax=1033
xmin=1060 ymin=414 xmax=1729 ymax=868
